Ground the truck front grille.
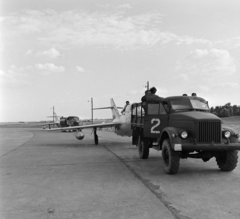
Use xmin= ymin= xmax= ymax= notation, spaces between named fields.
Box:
xmin=198 ymin=121 xmax=221 ymax=143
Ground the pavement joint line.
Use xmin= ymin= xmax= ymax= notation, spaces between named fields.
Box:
xmin=101 ymin=143 xmax=191 ymax=219
xmin=96 ymin=135 xmax=132 ymax=143
xmin=0 ymin=130 xmax=36 ymax=158
xmin=0 ymin=161 xmax=139 ymax=168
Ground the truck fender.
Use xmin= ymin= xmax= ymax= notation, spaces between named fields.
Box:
xmin=159 ymin=127 xmax=182 ymax=150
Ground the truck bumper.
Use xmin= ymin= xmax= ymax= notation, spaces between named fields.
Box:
xmin=174 ymin=143 xmax=240 ymax=151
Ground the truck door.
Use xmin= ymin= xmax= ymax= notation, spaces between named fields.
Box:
xmin=144 ymin=102 xmax=168 ymax=138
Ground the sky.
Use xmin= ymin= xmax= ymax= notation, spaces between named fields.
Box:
xmin=0 ymin=0 xmax=240 ymax=122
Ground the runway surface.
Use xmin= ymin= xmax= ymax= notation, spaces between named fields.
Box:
xmin=0 ymin=126 xmax=240 ymax=219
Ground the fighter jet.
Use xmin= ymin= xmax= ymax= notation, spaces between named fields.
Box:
xmin=47 ymin=99 xmax=134 ymax=145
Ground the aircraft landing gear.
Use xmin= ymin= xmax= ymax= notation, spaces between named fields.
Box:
xmin=94 ymin=128 xmax=99 ymax=145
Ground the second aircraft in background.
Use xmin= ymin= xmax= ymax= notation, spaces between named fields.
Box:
xmin=47 ymin=99 xmax=133 ymax=144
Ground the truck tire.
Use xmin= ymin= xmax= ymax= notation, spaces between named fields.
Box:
xmin=161 ymin=139 xmax=180 ymax=174
xmin=215 ymin=150 xmax=238 ymax=171
xmin=138 ymin=135 xmax=149 ymax=159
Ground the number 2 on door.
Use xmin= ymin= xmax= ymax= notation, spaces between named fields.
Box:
xmin=151 ymin=118 xmax=160 ymax=134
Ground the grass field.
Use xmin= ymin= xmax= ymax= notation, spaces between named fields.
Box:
xmin=221 ymin=116 xmax=240 ymax=133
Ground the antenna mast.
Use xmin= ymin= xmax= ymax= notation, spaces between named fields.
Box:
xmin=146 ymin=81 xmax=149 ymax=90
xmin=53 ymin=106 xmax=54 ymax=123
xmin=91 ymin=97 xmax=93 ymax=124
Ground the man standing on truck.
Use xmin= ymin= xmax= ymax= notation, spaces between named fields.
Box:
xmin=145 ymin=87 xmax=163 ymax=101
xmin=141 ymin=90 xmax=150 ymax=102
xmin=121 ymin=101 xmax=130 ymax=114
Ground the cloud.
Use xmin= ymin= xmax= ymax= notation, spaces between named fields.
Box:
xmin=193 ymin=49 xmax=208 ymax=58
xmin=176 ymin=37 xmax=211 ymax=46
xmin=35 ymin=63 xmax=65 ymax=73
xmin=3 ymin=9 xmax=212 ymax=50
xmin=128 ymin=90 xmax=140 ymax=95
xmin=118 ymin=4 xmax=131 ymax=9
xmin=214 ymin=37 xmax=240 ymax=49
xmin=176 ymin=48 xmax=236 ymax=77
xmin=0 ymin=66 xmax=32 ymax=87
xmin=0 ymin=17 xmax=5 ymax=22
xmin=179 ymin=74 xmax=189 ymax=81
xmin=38 ymin=48 xmax=61 ymax=58
xmin=199 ymin=85 xmax=209 ymax=91
xmin=155 ymin=87 xmax=168 ymax=94
xmin=25 ymin=49 xmax=32 ymax=55
xmin=76 ymin=66 xmax=85 ymax=72
xmin=7 ymin=65 xmax=32 ymax=76
xmin=216 ymin=82 xmax=239 ymax=88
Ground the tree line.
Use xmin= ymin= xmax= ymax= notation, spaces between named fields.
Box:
xmin=210 ymin=103 xmax=240 ymax=117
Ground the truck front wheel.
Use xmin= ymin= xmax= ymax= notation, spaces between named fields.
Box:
xmin=215 ymin=150 xmax=238 ymax=171
xmin=162 ymin=139 xmax=180 ymax=174
xmin=138 ymin=136 xmax=149 ymax=159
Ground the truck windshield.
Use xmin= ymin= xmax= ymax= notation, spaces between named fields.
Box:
xmin=171 ymin=99 xmax=209 ymax=111
xmin=190 ymin=100 xmax=209 ymax=110
xmin=73 ymin=117 xmax=80 ymax=122
xmin=171 ymin=99 xmax=191 ymax=110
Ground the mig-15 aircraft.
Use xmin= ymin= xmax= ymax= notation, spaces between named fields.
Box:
xmin=47 ymin=99 xmax=133 ymax=144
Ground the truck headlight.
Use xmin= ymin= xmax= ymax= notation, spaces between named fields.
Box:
xmin=223 ymin=130 xmax=231 ymax=139
xmin=180 ymin=131 xmax=188 ymax=139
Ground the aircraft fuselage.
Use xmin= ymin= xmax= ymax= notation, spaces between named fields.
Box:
xmin=112 ymin=111 xmax=132 ymax=137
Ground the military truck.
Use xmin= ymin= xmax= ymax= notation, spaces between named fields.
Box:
xmin=131 ymin=95 xmax=240 ymax=174
xmin=59 ymin=116 xmax=81 ymax=132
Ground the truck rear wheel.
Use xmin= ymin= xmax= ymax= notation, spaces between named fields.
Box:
xmin=162 ymin=139 xmax=180 ymax=174
xmin=138 ymin=135 xmax=149 ymax=159
xmin=215 ymin=150 xmax=238 ymax=171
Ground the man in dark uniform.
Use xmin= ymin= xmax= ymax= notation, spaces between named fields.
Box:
xmin=145 ymin=87 xmax=163 ymax=101
xmin=141 ymin=90 xmax=150 ymax=102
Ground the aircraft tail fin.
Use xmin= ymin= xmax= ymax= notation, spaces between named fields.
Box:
xmin=93 ymin=99 xmax=122 ymax=120
xmin=47 ymin=112 xmax=59 ymax=123
xmin=110 ymin=98 xmax=121 ymax=120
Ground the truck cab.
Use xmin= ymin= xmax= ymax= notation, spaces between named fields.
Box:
xmin=131 ymin=96 xmax=240 ymax=174
xmin=60 ymin=116 xmax=81 ymax=131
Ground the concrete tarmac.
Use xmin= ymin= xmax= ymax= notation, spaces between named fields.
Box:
xmin=0 ymin=127 xmax=240 ymax=219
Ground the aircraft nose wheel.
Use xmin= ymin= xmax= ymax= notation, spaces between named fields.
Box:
xmin=94 ymin=134 xmax=98 ymax=145
xmin=94 ymin=128 xmax=99 ymax=145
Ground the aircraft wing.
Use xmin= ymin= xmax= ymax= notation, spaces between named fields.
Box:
xmin=47 ymin=121 xmax=121 ymax=131
xmin=31 ymin=122 xmax=58 ymax=127
xmin=33 ymin=122 xmax=56 ymax=126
